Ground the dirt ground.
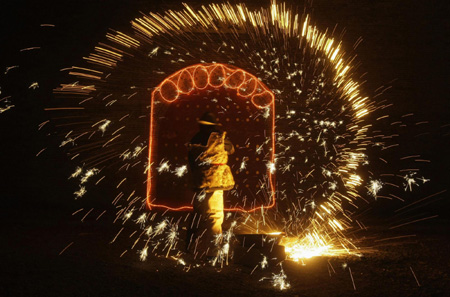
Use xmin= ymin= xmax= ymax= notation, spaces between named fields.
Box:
xmin=2 ymin=209 xmax=449 ymax=297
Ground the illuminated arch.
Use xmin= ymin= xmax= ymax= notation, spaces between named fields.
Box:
xmin=146 ymin=63 xmax=276 ymax=212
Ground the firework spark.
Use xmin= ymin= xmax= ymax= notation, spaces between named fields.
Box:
xmin=260 ymin=264 xmax=290 ymax=290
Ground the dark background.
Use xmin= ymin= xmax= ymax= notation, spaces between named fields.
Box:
xmin=0 ymin=1 xmax=449 ymax=296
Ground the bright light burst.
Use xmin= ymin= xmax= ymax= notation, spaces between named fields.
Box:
xmin=280 ymin=233 xmax=355 ymax=261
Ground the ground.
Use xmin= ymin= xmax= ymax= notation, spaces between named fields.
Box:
xmin=2 ymin=209 xmax=449 ymax=297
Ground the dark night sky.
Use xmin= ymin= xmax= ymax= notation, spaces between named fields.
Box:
xmin=0 ymin=0 xmax=449 ymax=217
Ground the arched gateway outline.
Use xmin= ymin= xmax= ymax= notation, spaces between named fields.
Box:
xmin=146 ymin=63 xmax=276 ymax=212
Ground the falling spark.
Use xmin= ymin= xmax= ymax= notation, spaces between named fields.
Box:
xmin=239 ymin=157 xmax=248 ymax=172
xmin=145 ymin=226 xmax=153 ymax=237
xmin=349 ymin=267 xmax=356 ymax=290
xmin=177 ymin=258 xmax=186 ymax=266
xmin=139 ymin=246 xmax=148 ymax=261
xmin=152 ymin=219 xmax=168 ymax=237
xmin=410 ymin=266 xmax=421 ymax=287
xmin=196 ymin=191 xmax=206 ymax=202
xmin=0 ymin=104 xmax=14 ymax=113
xmin=29 ymin=82 xmax=39 ymax=89
xmin=260 ymin=256 xmax=268 ymax=269
xmin=266 ymin=161 xmax=276 ymax=174
xmin=157 ymin=160 xmax=170 ymax=173
xmin=80 ymin=168 xmax=99 ymax=184
xmin=98 ymin=119 xmax=111 ymax=134
xmin=74 ymin=186 xmax=86 ymax=198
xmin=148 ymin=47 xmax=159 ymax=57
xmin=403 ymin=173 xmax=419 ymax=191
xmin=5 ymin=65 xmax=19 ymax=74
xmin=367 ymin=179 xmax=383 ymax=199
xmin=59 ymin=242 xmax=74 ymax=255
xmin=173 ymin=165 xmax=188 ymax=177
xmin=135 ymin=214 xmax=147 ymax=228
xmin=123 ymin=209 xmax=134 ymax=223
xmin=260 ymin=265 xmax=290 ymax=291
xmin=263 ymin=107 xmax=271 ymax=118
xmin=60 ymin=136 xmax=75 ymax=147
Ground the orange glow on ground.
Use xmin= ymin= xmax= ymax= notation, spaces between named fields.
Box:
xmin=146 ymin=63 xmax=276 ymax=213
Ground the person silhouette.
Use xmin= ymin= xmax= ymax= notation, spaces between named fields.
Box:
xmin=186 ymin=112 xmax=235 ymax=257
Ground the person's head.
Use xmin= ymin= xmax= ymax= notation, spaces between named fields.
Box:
xmin=198 ymin=112 xmax=221 ymax=131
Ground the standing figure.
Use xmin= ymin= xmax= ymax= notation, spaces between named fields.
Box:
xmin=186 ymin=112 xmax=235 ymax=256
